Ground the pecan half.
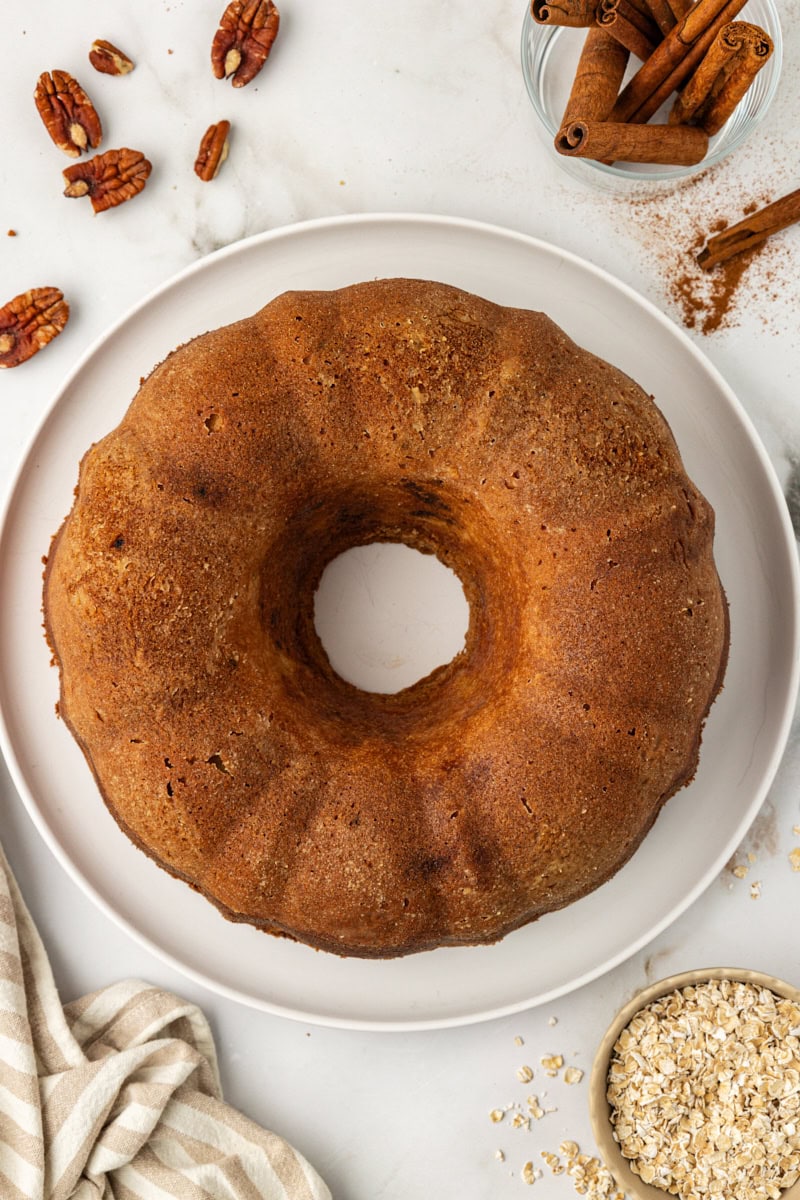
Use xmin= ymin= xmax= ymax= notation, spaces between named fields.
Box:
xmin=211 ymin=0 xmax=280 ymax=88
xmin=34 ymin=70 xmax=102 ymax=157
xmin=89 ymin=39 xmax=135 ymax=76
xmin=63 ymin=148 xmax=152 ymax=213
xmin=0 ymin=288 xmax=69 ymax=369
xmin=194 ymin=120 xmax=231 ymax=180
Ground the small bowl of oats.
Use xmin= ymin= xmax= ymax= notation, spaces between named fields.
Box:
xmin=589 ymin=968 xmax=800 ymax=1200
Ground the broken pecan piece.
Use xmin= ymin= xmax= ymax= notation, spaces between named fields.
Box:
xmin=89 ymin=39 xmax=135 ymax=76
xmin=0 ymin=287 xmax=69 ymax=369
xmin=63 ymin=148 xmax=151 ymax=213
xmin=194 ymin=120 xmax=231 ymax=180
xmin=211 ymin=0 xmax=280 ymax=88
xmin=34 ymin=70 xmax=102 ymax=157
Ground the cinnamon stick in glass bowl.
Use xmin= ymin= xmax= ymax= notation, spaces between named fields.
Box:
xmin=663 ymin=0 xmax=691 ymax=19
xmin=531 ymin=0 xmax=597 ymax=26
xmin=596 ymin=0 xmax=661 ymax=63
xmin=609 ymin=0 xmax=752 ymax=123
xmin=670 ymin=21 xmax=773 ymax=134
xmin=639 ymin=0 xmax=679 ymax=36
xmin=556 ymin=119 xmax=708 ymax=163
xmin=560 ymin=26 xmax=631 ymax=128
xmin=521 ymin=0 xmax=782 ymax=189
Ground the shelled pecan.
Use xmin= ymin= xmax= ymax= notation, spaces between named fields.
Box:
xmin=63 ymin=148 xmax=151 ymax=213
xmin=0 ymin=288 xmax=69 ymax=369
xmin=194 ymin=120 xmax=231 ymax=180
xmin=34 ymin=70 xmax=102 ymax=157
xmin=89 ymin=39 xmax=135 ymax=76
xmin=211 ymin=0 xmax=280 ymax=87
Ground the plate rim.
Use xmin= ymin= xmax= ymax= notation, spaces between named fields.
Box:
xmin=1 ymin=211 xmax=798 ymax=1031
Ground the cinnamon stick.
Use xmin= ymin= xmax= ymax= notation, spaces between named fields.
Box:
xmin=531 ymin=0 xmax=597 ymax=26
xmin=695 ymin=24 xmax=773 ymax=134
xmin=608 ymin=0 xmax=749 ymax=124
xmin=555 ymin=119 xmax=708 ymax=163
xmin=624 ymin=0 xmax=664 ymax=19
xmin=664 ymin=0 xmax=691 ymax=20
xmin=670 ymin=21 xmax=745 ymax=124
xmin=638 ymin=0 xmax=678 ymax=35
xmin=697 ymin=187 xmax=800 ymax=270
xmin=596 ymin=0 xmax=661 ymax=62
xmin=560 ymin=27 xmax=631 ymax=127
xmin=670 ymin=22 xmax=773 ymax=133
xmin=597 ymin=0 xmax=662 ymax=40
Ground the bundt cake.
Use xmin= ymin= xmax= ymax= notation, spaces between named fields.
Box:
xmin=43 ymin=278 xmax=729 ymax=958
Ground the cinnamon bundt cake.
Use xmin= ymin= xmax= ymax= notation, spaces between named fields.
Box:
xmin=43 ymin=278 xmax=729 ymax=957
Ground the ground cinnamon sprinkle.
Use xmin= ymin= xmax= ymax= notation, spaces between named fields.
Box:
xmin=619 ymin=167 xmax=790 ymax=335
xmin=672 ymin=237 xmax=760 ymax=335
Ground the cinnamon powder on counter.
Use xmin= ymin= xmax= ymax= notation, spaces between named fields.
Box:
xmin=621 ymin=172 xmax=787 ymax=334
xmin=672 ymin=235 xmax=760 ymax=335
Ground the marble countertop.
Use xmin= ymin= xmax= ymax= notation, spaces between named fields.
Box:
xmin=2 ymin=1 xmax=799 ymax=1197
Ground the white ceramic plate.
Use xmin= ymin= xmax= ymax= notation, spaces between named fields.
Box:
xmin=0 ymin=214 xmax=797 ymax=1030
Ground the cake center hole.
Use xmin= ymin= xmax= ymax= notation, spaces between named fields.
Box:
xmin=313 ymin=542 xmax=470 ymax=694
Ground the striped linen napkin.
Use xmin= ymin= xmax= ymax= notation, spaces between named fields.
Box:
xmin=0 ymin=843 xmax=331 ymax=1200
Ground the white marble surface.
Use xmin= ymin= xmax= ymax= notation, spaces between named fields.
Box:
xmin=1 ymin=2 xmax=799 ymax=1197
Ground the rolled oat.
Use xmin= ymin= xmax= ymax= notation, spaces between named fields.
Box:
xmin=607 ymin=978 xmax=800 ymax=1200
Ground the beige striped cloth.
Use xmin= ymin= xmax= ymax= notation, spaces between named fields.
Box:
xmin=0 ymin=843 xmax=331 ymax=1200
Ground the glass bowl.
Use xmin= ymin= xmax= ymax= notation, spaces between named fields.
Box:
xmin=588 ymin=967 xmax=800 ymax=1200
xmin=521 ymin=0 xmax=783 ymax=190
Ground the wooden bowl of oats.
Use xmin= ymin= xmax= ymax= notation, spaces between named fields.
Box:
xmin=589 ymin=968 xmax=800 ymax=1200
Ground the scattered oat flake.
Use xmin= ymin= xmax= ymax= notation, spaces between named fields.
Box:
xmin=522 ymin=1160 xmax=537 ymax=1185
xmin=750 ymin=879 xmax=762 ymax=899
xmin=542 ymin=1145 xmax=622 ymax=1197
xmin=542 ymin=1137 xmax=623 ymax=1195
xmin=789 ymin=847 xmax=800 ymax=871
xmin=495 ymin=1149 xmax=505 ymax=1162
xmin=514 ymin=1035 xmax=525 ymax=1046
xmin=517 ymin=1064 xmax=534 ymax=1083
xmin=732 ymin=863 xmax=749 ymax=878
xmin=541 ymin=1054 xmax=563 ymax=1075
xmin=564 ymin=1066 xmax=584 ymax=1085
xmin=548 ymin=1016 xmax=558 ymax=1026
xmin=748 ymin=851 xmax=758 ymax=864
xmin=793 ymin=824 xmax=800 ymax=836
xmin=527 ymin=1094 xmax=545 ymax=1119
xmin=511 ymin=1112 xmax=531 ymax=1130
xmin=541 ymin=1151 xmax=564 ymax=1175
xmin=489 ymin=1108 xmax=505 ymax=1123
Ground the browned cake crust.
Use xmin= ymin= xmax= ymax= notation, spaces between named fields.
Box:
xmin=43 ymin=278 xmax=729 ymax=958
